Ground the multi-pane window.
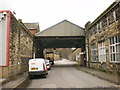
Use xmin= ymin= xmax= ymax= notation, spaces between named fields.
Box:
xmin=98 ymin=41 xmax=106 ymax=62
xmin=109 ymin=35 xmax=120 ymax=62
xmin=91 ymin=43 xmax=97 ymax=62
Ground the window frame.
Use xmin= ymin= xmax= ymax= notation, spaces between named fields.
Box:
xmin=91 ymin=43 xmax=97 ymax=62
xmin=98 ymin=41 xmax=106 ymax=62
xmin=109 ymin=35 xmax=120 ymax=62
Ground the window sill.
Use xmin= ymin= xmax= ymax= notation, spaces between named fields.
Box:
xmin=91 ymin=61 xmax=101 ymax=63
xmin=110 ymin=61 xmax=120 ymax=63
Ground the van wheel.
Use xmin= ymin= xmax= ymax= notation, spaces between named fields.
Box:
xmin=46 ymin=72 xmax=48 ymax=75
xmin=43 ymin=74 xmax=46 ymax=78
xmin=29 ymin=75 xmax=32 ymax=79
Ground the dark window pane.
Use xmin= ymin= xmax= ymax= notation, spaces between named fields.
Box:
xmin=113 ymin=46 xmax=115 ymax=52
xmin=110 ymin=46 xmax=112 ymax=53
xmin=111 ymin=54 xmax=113 ymax=61
xmin=110 ymin=38 xmax=112 ymax=45
xmin=116 ymin=36 xmax=118 ymax=43
xmin=113 ymin=54 xmax=115 ymax=61
xmin=112 ymin=37 xmax=115 ymax=44
xmin=116 ymin=45 xmax=119 ymax=52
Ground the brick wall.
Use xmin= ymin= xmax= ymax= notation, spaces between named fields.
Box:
xmin=29 ymin=29 xmax=37 ymax=35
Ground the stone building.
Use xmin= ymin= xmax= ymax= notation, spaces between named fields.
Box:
xmin=56 ymin=48 xmax=73 ymax=59
xmin=68 ymin=48 xmax=85 ymax=66
xmin=85 ymin=1 xmax=120 ymax=73
xmin=44 ymin=48 xmax=61 ymax=61
xmin=24 ymin=23 xmax=40 ymax=35
xmin=0 ymin=11 xmax=33 ymax=78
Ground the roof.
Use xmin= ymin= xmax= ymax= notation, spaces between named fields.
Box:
xmin=35 ymin=20 xmax=84 ymax=36
xmin=88 ymin=1 xmax=119 ymax=29
xmin=24 ymin=23 xmax=40 ymax=32
xmin=41 ymin=20 xmax=84 ymax=34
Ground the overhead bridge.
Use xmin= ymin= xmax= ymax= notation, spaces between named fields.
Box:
xmin=34 ymin=20 xmax=85 ymax=58
xmin=34 ymin=36 xmax=85 ymax=48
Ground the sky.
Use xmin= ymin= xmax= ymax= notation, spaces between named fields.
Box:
xmin=0 ymin=0 xmax=115 ymax=31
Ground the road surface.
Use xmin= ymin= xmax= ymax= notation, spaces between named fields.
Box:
xmin=27 ymin=64 xmax=113 ymax=88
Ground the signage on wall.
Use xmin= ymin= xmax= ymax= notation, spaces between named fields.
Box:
xmin=0 ymin=11 xmax=10 ymax=66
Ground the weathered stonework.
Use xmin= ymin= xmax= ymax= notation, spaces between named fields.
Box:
xmin=1 ymin=13 xmax=33 ymax=78
xmin=85 ymin=2 xmax=120 ymax=74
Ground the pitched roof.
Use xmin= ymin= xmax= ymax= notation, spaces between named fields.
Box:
xmin=41 ymin=20 xmax=84 ymax=33
xmin=24 ymin=23 xmax=40 ymax=32
xmin=35 ymin=20 xmax=84 ymax=36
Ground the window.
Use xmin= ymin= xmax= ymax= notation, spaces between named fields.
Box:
xmin=98 ymin=22 xmax=102 ymax=32
xmin=20 ymin=30 xmax=23 ymax=36
xmin=113 ymin=11 xmax=116 ymax=21
xmin=98 ymin=41 xmax=106 ymax=62
xmin=96 ymin=23 xmax=99 ymax=32
xmin=108 ymin=11 xmax=116 ymax=25
xmin=101 ymin=16 xmax=107 ymax=29
xmin=115 ymin=4 xmax=120 ymax=21
xmin=91 ymin=43 xmax=97 ymax=62
xmin=97 ymin=22 xmax=101 ymax=33
xmin=90 ymin=25 xmax=97 ymax=34
xmin=109 ymin=35 xmax=120 ymax=62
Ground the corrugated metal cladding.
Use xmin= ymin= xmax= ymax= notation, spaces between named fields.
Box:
xmin=36 ymin=20 xmax=85 ymax=36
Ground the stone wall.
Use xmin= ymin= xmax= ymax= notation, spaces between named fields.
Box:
xmin=54 ymin=54 xmax=61 ymax=61
xmin=1 ymin=14 xmax=33 ymax=78
xmin=85 ymin=2 xmax=120 ymax=73
xmin=71 ymin=48 xmax=85 ymax=66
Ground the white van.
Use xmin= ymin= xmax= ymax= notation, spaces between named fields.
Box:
xmin=28 ymin=58 xmax=48 ymax=78
xmin=45 ymin=59 xmax=51 ymax=70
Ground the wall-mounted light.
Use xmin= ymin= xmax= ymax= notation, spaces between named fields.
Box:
xmin=3 ymin=12 xmax=7 ymax=16
xmin=0 ymin=12 xmax=7 ymax=20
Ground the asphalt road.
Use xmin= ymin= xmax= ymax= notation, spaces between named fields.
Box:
xmin=27 ymin=67 xmax=114 ymax=88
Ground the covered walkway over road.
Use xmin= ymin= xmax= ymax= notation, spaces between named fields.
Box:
xmin=33 ymin=20 xmax=85 ymax=58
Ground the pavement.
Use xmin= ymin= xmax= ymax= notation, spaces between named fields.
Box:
xmin=0 ymin=71 xmax=28 ymax=89
xmin=77 ymin=66 xmax=120 ymax=88
xmin=0 ymin=78 xmax=6 ymax=84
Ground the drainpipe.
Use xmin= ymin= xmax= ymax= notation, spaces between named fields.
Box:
xmin=88 ymin=39 xmax=90 ymax=68
xmin=33 ymin=39 xmax=35 ymax=59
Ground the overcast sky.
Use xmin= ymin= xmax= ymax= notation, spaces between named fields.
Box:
xmin=0 ymin=0 xmax=115 ymax=31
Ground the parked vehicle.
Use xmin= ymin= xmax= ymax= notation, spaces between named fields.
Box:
xmin=28 ymin=58 xmax=48 ymax=79
xmin=45 ymin=52 xmax=54 ymax=65
xmin=45 ymin=59 xmax=51 ymax=70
